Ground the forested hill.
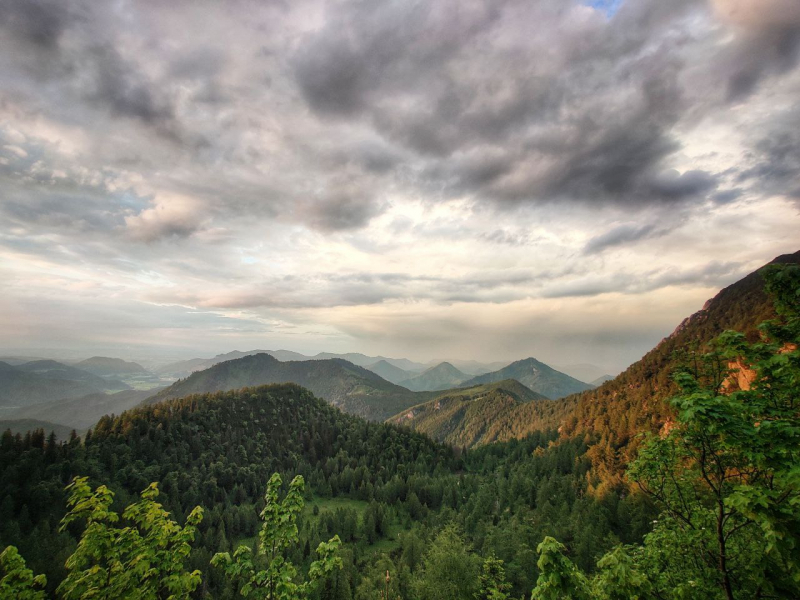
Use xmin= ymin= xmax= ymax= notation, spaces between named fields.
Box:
xmin=561 ymin=250 xmax=800 ymax=485
xmin=388 ymin=380 xmax=575 ymax=448
xmin=144 ymin=353 xmax=436 ymax=421
xmin=461 ymin=357 xmax=592 ymax=399
xmin=0 ymin=384 xmax=456 ymax=595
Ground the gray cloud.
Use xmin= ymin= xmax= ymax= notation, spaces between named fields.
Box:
xmin=584 ymin=223 xmax=666 ymax=254
xmin=737 ymin=106 xmax=800 ymax=200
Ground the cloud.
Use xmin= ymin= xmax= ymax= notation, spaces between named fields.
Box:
xmin=737 ymin=107 xmax=800 ymax=201
xmin=584 ymin=223 xmax=666 ymax=254
xmin=124 ymin=194 xmax=205 ymax=242
xmin=0 ymin=0 xmax=798 ymax=368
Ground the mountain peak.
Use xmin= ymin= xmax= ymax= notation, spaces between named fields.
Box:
xmin=462 ymin=357 xmax=591 ymax=400
xmin=399 ymin=362 xmax=469 ymax=392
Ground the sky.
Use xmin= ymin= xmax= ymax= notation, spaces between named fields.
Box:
xmin=0 ymin=0 xmax=799 ymax=371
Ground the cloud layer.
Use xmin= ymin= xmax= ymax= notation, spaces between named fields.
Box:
xmin=0 ymin=0 xmax=798 ymax=369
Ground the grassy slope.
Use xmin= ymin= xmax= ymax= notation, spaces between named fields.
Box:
xmin=388 ymin=380 xmax=574 ymax=448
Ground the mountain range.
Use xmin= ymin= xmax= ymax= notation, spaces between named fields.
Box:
xmin=5 ymin=389 xmax=156 ymax=431
xmin=0 ymin=361 xmax=126 ymax=408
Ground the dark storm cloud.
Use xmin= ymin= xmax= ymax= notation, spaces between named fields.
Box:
xmin=0 ymin=0 xmax=182 ymax=140
xmin=289 ymin=0 xmax=735 ymax=209
xmin=0 ymin=0 xmax=72 ymax=50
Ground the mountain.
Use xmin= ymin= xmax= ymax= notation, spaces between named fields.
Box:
xmin=365 ymin=360 xmax=414 ymax=384
xmin=5 ymin=389 xmax=155 ymax=431
xmin=145 ymin=353 xmax=436 ymax=421
xmin=590 ymin=375 xmax=614 ymax=386
xmin=560 ymin=250 xmax=800 ymax=484
xmin=75 ymin=356 xmax=148 ymax=377
xmin=0 ymin=418 xmax=75 ymax=440
xmin=399 ymin=362 xmax=470 ymax=391
xmin=462 ymin=357 xmax=593 ymax=399
xmin=388 ymin=379 xmax=571 ymax=448
xmin=553 ymin=363 xmax=615 ymax=384
xmin=16 ymin=360 xmax=131 ymax=391
xmin=0 ymin=361 xmax=107 ymax=408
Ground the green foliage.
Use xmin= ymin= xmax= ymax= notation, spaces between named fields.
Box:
xmin=0 ymin=545 xmax=47 ymax=600
xmin=412 ymin=525 xmax=481 ymax=600
xmin=624 ymin=265 xmax=800 ymax=599
xmin=212 ymin=473 xmax=342 ymax=599
xmin=530 ymin=537 xmax=590 ymax=600
xmin=591 ymin=545 xmax=649 ymax=600
xmin=476 ymin=555 xmax=511 ymax=600
xmin=57 ymin=476 xmax=203 ymax=600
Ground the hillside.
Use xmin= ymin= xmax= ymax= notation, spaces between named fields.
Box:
xmin=388 ymin=379 xmax=573 ymax=448
xmin=145 ymin=353 xmax=436 ymax=421
xmin=0 ymin=418 xmax=75 ymax=440
xmin=5 ymin=389 xmax=155 ymax=431
xmin=399 ymin=362 xmax=470 ymax=391
xmin=463 ymin=357 xmax=592 ymax=399
xmin=75 ymin=356 xmax=147 ymax=377
xmin=590 ymin=375 xmax=614 ymax=386
xmin=365 ymin=359 xmax=414 ymax=384
xmin=561 ymin=250 xmax=800 ymax=483
xmin=16 ymin=360 xmax=131 ymax=391
xmin=0 ymin=361 xmax=106 ymax=408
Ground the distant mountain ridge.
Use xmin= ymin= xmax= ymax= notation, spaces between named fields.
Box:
xmin=462 ymin=357 xmax=593 ymax=399
xmin=156 ymin=350 xmax=430 ymax=379
xmin=16 ymin=360 xmax=131 ymax=391
xmin=0 ymin=419 xmax=75 ymax=440
xmin=146 ymin=353 xmax=437 ymax=421
xmin=0 ymin=361 xmax=110 ymax=408
xmin=6 ymin=388 xmax=155 ymax=431
xmin=76 ymin=356 xmax=147 ymax=377
xmin=365 ymin=360 xmax=413 ymax=384
xmin=399 ymin=362 xmax=470 ymax=391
